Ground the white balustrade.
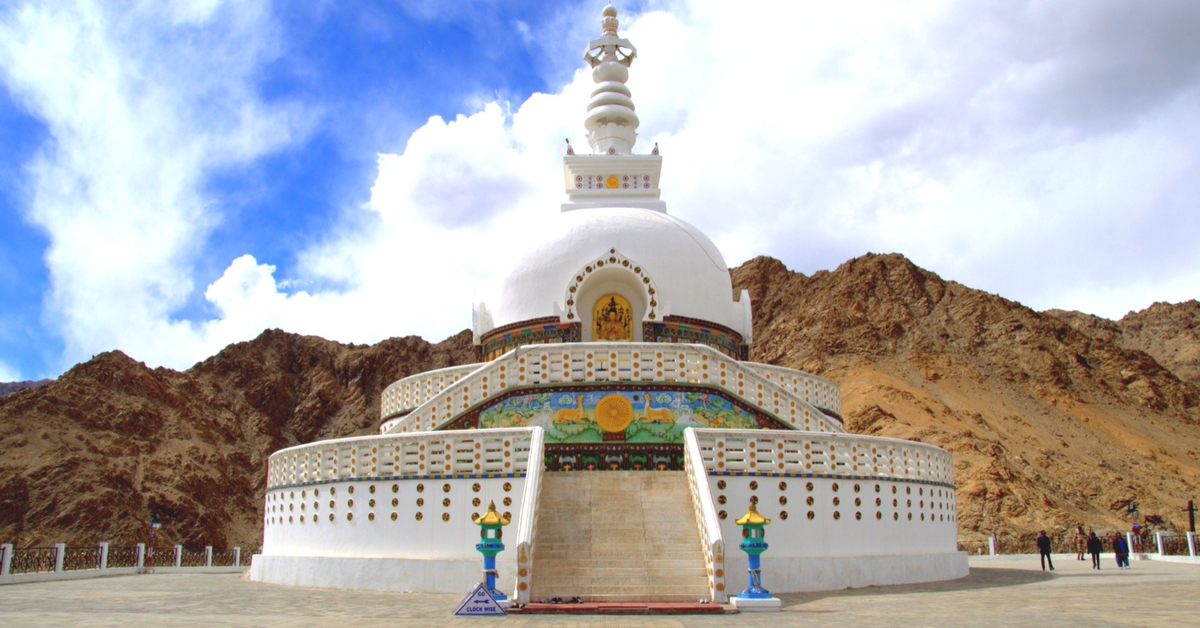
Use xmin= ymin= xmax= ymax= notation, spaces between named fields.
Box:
xmin=513 ymin=427 xmax=545 ymax=606
xmin=742 ymin=362 xmax=841 ymax=417
xmin=684 ymin=428 xmax=727 ymax=602
xmin=380 ymin=364 xmax=483 ymax=420
xmin=690 ymin=429 xmax=955 ymax=486
xmin=380 ymin=342 xmax=843 ymax=437
xmin=266 ymin=428 xmax=537 ymax=490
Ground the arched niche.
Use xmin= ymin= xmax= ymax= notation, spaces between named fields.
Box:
xmin=562 ymin=249 xmax=660 ymax=342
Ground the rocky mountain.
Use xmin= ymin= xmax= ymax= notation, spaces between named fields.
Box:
xmin=731 ymin=254 xmax=1199 ymax=540
xmin=0 ymin=331 xmax=474 ymax=549
xmin=1 ymin=253 xmax=1196 ymax=549
xmin=1047 ymin=301 xmax=1200 ymax=387
xmin=0 ymin=379 xmax=52 ymax=397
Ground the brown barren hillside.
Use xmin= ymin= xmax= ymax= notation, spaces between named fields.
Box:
xmin=1047 ymin=300 xmax=1200 ymax=387
xmin=732 ymin=254 xmax=1200 ymax=540
xmin=1 ymin=253 xmax=1197 ymax=549
xmin=0 ymin=330 xmax=474 ymax=549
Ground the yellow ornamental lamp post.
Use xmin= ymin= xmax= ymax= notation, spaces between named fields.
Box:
xmin=731 ymin=502 xmax=781 ymax=612
xmin=473 ymin=502 xmax=512 ymax=605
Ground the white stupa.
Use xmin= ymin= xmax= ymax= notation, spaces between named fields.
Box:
xmin=252 ymin=6 xmax=967 ymax=604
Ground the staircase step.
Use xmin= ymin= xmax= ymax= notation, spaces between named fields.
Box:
xmin=529 ymin=471 xmax=711 ymax=603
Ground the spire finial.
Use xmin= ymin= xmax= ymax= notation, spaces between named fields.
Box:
xmin=582 ymin=5 xmax=639 ymax=155
xmin=602 ymin=4 xmax=619 ymax=36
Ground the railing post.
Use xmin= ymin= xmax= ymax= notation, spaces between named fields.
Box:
xmin=1187 ymin=532 xmax=1196 ymax=557
xmin=99 ymin=542 xmax=109 ymax=570
xmin=0 ymin=543 xmax=11 ymax=576
xmin=136 ymin=543 xmax=145 ymax=569
xmin=988 ymin=536 xmax=997 ymax=556
xmin=234 ymin=547 xmax=242 ymax=567
xmin=54 ymin=543 xmax=65 ymax=572
xmin=174 ymin=545 xmax=182 ymax=568
xmin=205 ymin=546 xmax=212 ymax=567
xmin=1155 ymin=531 xmax=1164 ymax=556
xmin=1127 ymin=532 xmax=1137 ymax=558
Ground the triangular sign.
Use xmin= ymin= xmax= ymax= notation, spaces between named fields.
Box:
xmin=454 ymin=582 xmax=507 ymax=616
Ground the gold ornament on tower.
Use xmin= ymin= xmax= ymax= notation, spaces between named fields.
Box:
xmin=594 ymin=294 xmax=632 ymax=341
xmin=594 ymin=394 xmax=634 ymax=433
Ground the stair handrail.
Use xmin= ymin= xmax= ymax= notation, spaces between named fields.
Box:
xmin=513 ymin=426 xmax=545 ymax=606
xmin=684 ymin=427 xmax=727 ymax=602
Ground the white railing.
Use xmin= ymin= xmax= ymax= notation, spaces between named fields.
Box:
xmin=690 ymin=429 xmax=955 ymax=486
xmin=266 ymin=428 xmax=536 ymax=490
xmin=684 ymin=428 xmax=727 ymax=602
xmin=381 ymin=342 xmax=843 ymax=436
xmin=512 ymin=427 xmax=545 ymax=606
xmin=380 ymin=363 xmax=483 ymax=420
xmin=742 ymin=362 xmax=841 ymax=417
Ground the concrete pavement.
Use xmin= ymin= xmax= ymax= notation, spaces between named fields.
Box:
xmin=0 ymin=556 xmax=1195 ymax=626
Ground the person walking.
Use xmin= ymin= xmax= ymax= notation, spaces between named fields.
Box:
xmin=1086 ymin=531 xmax=1103 ymax=569
xmin=1113 ymin=532 xmax=1129 ymax=568
xmin=1036 ymin=530 xmax=1054 ymax=571
xmin=1074 ymin=525 xmax=1087 ymax=561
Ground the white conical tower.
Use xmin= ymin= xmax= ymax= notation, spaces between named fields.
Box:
xmin=561 ymin=5 xmax=665 ymax=213
xmin=584 ymin=4 xmax=639 ymax=155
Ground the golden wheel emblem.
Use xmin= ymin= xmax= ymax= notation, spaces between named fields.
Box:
xmin=594 ymin=394 xmax=634 ymax=433
xmin=605 ymin=175 xmax=620 ymax=189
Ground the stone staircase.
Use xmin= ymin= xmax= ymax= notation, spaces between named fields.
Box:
xmin=528 ymin=471 xmax=711 ymax=603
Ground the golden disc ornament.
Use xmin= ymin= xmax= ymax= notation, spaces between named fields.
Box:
xmin=594 ymin=394 xmax=634 ymax=433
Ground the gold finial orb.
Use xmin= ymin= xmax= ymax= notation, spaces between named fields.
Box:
xmin=603 ymin=4 xmax=618 ymax=17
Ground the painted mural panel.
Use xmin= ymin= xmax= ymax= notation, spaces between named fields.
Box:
xmin=477 ymin=389 xmax=759 ymax=443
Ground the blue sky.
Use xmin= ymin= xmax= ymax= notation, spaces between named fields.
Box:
xmin=1 ymin=0 xmax=1199 ymax=381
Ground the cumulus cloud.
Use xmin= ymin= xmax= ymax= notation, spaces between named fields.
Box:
xmin=0 ymin=359 xmax=20 ymax=382
xmin=5 ymin=0 xmax=1200 ymax=375
xmin=0 ymin=0 xmax=312 ymax=369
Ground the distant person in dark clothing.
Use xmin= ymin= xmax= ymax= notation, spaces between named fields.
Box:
xmin=1036 ymin=530 xmax=1054 ymax=571
xmin=1113 ymin=533 xmax=1130 ymax=568
xmin=1086 ymin=532 xmax=1103 ymax=569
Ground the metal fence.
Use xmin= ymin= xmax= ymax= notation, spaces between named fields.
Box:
xmin=179 ymin=548 xmax=206 ymax=567
xmin=959 ymin=531 xmax=1137 ymax=555
xmin=8 ymin=547 xmax=57 ymax=574
xmin=62 ymin=546 xmax=102 ymax=571
xmin=1160 ymin=533 xmax=1191 ymax=556
xmin=239 ymin=548 xmax=259 ymax=567
xmin=107 ymin=546 xmax=139 ymax=568
xmin=210 ymin=549 xmax=237 ymax=567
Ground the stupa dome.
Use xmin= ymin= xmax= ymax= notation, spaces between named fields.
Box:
xmin=469 ymin=4 xmax=752 ymax=360
xmin=481 ymin=205 xmax=751 ymax=343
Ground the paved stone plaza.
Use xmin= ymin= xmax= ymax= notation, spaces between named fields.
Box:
xmin=1 ymin=557 xmax=1197 ymax=626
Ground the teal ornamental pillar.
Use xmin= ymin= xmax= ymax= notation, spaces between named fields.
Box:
xmin=731 ymin=502 xmax=781 ymax=611
xmin=473 ymin=502 xmax=512 ymax=605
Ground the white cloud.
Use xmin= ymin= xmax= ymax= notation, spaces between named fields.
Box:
xmin=5 ymin=0 xmax=1200 ymax=375
xmin=0 ymin=359 xmax=20 ymax=382
xmin=0 ymin=0 xmax=313 ymax=370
